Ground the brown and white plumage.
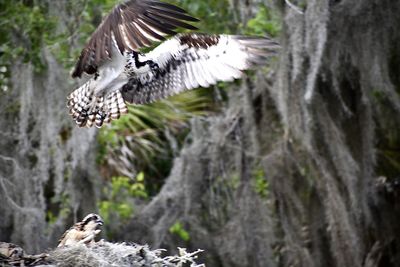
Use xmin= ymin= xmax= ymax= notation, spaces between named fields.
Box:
xmin=57 ymin=213 xmax=104 ymax=248
xmin=121 ymin=34 xmax=279 ymax=104
xmin=67 ymin=0 xmax=279 ymax=128
xmin=71 ymin=0 xmax=198 ymax=78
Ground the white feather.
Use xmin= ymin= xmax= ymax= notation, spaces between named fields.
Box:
xmin=186 ymin=61 xmax=198 ymax=89
xmin=198 ymin=58 xmax=216 ymax=85
xmin=194 ymin=58 xmax=210 ymax=87
xmin=94 ymin=43 xmax=127 ymax=96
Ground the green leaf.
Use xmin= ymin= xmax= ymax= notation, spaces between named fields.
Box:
xmin=169 ymin=221 xmax=190 ymax=241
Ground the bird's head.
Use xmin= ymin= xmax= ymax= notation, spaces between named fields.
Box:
xmin=81 ymin=213 xmax=104 ymax=231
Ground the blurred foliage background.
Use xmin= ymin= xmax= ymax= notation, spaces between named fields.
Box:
xmin=2 ymin=1 xmax=400 ymax=267
xmin=0 ymin=0 xmax=280 ymax=239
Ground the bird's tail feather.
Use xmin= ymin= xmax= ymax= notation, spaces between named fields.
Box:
xmin=67 ymin=81 xmax=128 ymax=128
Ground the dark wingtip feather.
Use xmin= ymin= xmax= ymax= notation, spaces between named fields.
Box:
xmin=74 ymin=0 xmax=200 ymax=77
xmin=146 ymin=0 xmax=187 ymax=13
xmin=71 ymin=68 xmax=81 ymax=79
xmin=71 ymin=53 xmax=84 ymax=78
xmin=146 ymin=0 xmax=200 ymax=22
xmin=148 ymin=6 xmax=200 ymax=22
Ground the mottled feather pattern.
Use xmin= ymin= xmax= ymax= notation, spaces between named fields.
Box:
xmin=67 ymin=0 xmax=279 ymax=128
xmin=71 ymin=0 xmax=198 ymax=78
xmin=122 ymin=67 xmax=183 ymax=104
xmin=67 ymin=81 xmax=93 ymax=126
xmin=58 ymin=214 xmax=104 ymax=247
xmin=67 ymin=82 xmax=128 ymax=128
xmin=57 ymin=224 xmax=83 ymax=248
xmin=121 ymin=34 xmax=279 ymax=105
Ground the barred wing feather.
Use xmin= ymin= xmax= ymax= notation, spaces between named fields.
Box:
xmin=121 ymin=33 xmax=279 ymax=104
xmin=72 ymin=0 xmax=198 ymax=78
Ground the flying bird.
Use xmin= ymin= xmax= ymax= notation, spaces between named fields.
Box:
xmin=67 ymin=0 xmax=279 ymax=128
xmin=57 ymin=213 xmax=104 ymax=247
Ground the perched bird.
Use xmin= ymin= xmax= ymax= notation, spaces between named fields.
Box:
xmin=68 ymin=0 xmax=279 ymax=128
xmin=57 ymin=213 xmax=104 ymax=247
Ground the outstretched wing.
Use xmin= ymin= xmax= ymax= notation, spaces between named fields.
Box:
xmin=121 ymin=33 xmax=279 ymax=104
xmin=72 ymin=0 xmax=198 ymax=78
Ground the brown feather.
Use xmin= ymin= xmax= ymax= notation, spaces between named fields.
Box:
xmin=146 ymin=11 xmax=197 ymax=30
xmin=135 ymin=19 xmax=166 ymax=40
xmin=139 ymin=14 xmax=177 ymax=34
xmin=72 ymin=0 xmax=198 ymax=78
xmin=179 ymin=33 xmax=220 ymax=49
xmin=58 ymin=222 xmax=83 ymax=246
xmin=147 ymin=1 xmax=188 ymax=14
xmin=132 ymin=23 xmax=153 ymax=46
xmin=148 ymin=6 xmax=199 ymax=22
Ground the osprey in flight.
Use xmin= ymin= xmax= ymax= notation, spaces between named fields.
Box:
xmin=68 ymin=0 xmax=279 ymax=128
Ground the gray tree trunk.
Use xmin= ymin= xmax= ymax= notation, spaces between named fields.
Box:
xmin=123 ymin=0 xmax=400 ymax=266
xmin=0 ymin=1 xmax=99 ymax=253
xmin=1 ymin=1 xmax=400 ymax=266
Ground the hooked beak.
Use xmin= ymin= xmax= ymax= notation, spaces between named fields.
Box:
xmin=96 ymin=219 xmax=104 ymax=226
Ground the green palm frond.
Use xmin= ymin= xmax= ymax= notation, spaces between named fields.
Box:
xmin=98 ymin=89 xmax=216 ymax=181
